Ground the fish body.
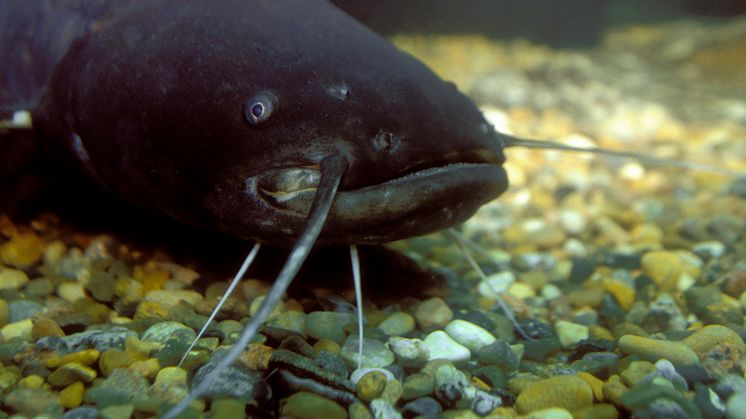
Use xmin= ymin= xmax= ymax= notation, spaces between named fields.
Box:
xmin=3 ymin=0 xmax=508 ymax=247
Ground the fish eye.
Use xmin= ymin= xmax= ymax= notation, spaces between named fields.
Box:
xmin=244 ymin=91 xmax=277 ymax=125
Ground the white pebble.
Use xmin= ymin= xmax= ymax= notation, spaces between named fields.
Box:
xmin=444 ymin=319 xmax=496 ymax=352
xmin=388 ymin=337 xmax=429 ymax=367
xmin=477 ymin=271 xmax=516 ymax=299
xmin=422 ymin=330 xmax=471 ymax=363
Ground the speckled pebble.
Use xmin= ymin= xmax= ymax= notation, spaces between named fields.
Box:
xmin=141 ymin=321 xmax=196 ymax=345
xmin=515 ymin=374 xmax=593 ymax=413
xmin=341 ymin=336 xmax=395 ymax=369
xmin=423 ymin=330 xmax=471 ymax=363
xmin=4 ymin=387 xmax=63 ymax=417
xmin=682 ymin=324 xmax=746 ymax=356
xmin=415 ymin=297 xmax=454 ymax=330
xmin=444 ymin=319 xmax=496 ymax=351
xmin=555 ymin=320 xmax=589 ymax=348
xmin=143 ymin=289 xmax=203 ymax=310
xmin=618 ymin=334 xmax=699 ymax=366
xmin=280 ymin=391 xmax=347 ymax=419
xmin=378 ymin=312 xmax=416 ymax=336
xmin=357 ymin=370 xmax=388 ymax=402
xmin=388 ymin=336 xmax=429 ymax=367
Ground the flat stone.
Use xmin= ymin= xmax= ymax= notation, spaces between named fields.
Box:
xmin=444 ymin=319 xmax=496 ymax=351
xmin=340 ymin=336 xmax=394 ymax=369
xmin=48 ymin=362 xmax=97 ymax=386
xmin=618 ymin=335 xmax=699 ymax=366
xmin=414 ymin=297 xmax=454 ymax=330
xmin=143 ymin=289 xmax=203 ymax=310
xmin=280 ymin=391 xmax=347 ymax=419
xmin=555 ymin=320 xmax=589 ymax=348
xmin=305 ymin=311 xmax=354 ymax=345
xmin=422 ymin=331 xmax=471 ymax=363
xmin=682 ymin=325 xmax=746 ymax=356
xmin=515 ymin=375 xmax=593 ymax=414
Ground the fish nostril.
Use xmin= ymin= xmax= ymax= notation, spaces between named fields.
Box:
xmin=372 ymin=130 xmax=401 ymax=152
xmin=327 ymin=82 xmax=350 ymax=101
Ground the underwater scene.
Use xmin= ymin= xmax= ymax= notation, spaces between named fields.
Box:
xmin=0 ymin=1 xmax=745 ymax=418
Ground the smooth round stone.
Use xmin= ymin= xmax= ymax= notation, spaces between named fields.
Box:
xmin=58 ymin=282 xmax=87 ymax=303
xmin=641 ymin=250 xmax=700 ymax=291
xmin=356 ymin=370 xmax=387 ymax=402
xmin=682 ymin=325 xmax=746 ymax=356
xmin=433 ymin=363 xmax=473 ymax=408
xmin=8 ymin=300 xmax=44 ymax=323
xmin=99 ymin=349 xmax=136 ymax=377
xmin=24 ymin=277 xmax=54 ymax=298
xmin=191 ymin=362 xmax=265 ymax=400
xmin=348 ymin=401 xmax=373 ymax=419
xmin=422 ymin=331 xmax=471 ymax=363
xmin=370 ymin=399 xmax=402 ymax=419
xmin=515 ymin=375 xmax=593 ymax=414
xmin=402 ymin=397 xmax=442 ymax=418
xmin=388 ymin=337 xmax=430 ymax=367
xmin=727 ymin=391 xmax=746 ymax=419
xmin=444 ymin=319 xmax=496 ymax=352
xmin=620 ymin=361 xmax=656 ymax=387
xmin=523 ymin=407 xmax=573 ymax=419
xmin=280 ymin=391 xmax=346 ymax=419
xmin=305 ymin=311 xmax=354 ymax=345
xmin=0 ymin=268 xmax=29 ymax=290
xmin=59 ymin=382 xmax=85 ymax=409
xmin=210 ymin=399 xmax=247 ymax=418
xmin=554 ymin=320 xmax=589 ymax=348
xmin=604 ymin=279 xmax=635 ymax=311
xmin=48 ymin=362 xmax=97 ymax=386
xmin=403 ymin=372 xmax=435 ymax=400
xmin=340 ymin=336 xmax=394 ymax=369
xmin=4 ymin=387 xmax=63 ymax=417
xmin=691 ymin=241 xmax=726 ymax=259
xmin=1 ymin=318 xmax=32 ymax=341
xmin=143 ymin=289 xmax=203 ymax=310
xmin=475 ymin=340 xmax=519 ymax=372
xmin=378 ymin=312 xmax=416 ymax=336
xmin=150 ymin=367 xmax=189 ymax=404
xmin=141 ymin=321 xmax=196 ymax=345
xmin=476 ymin=271 xmax=516 ymax=299
xmin=414 ymin=297 xmax=454 ymax=330
xmin=31 ymin=315 xmax=65 ymax=339
xmin=381 ymin=378 xmax=404 ymax=405
xmin=99 ymin=404 xmax=135 ymax=419
xmin=269 ymin=310 xmax=307 ymax=335
xmin=618 ymin=335 xmax=699 ymax=366
xmin=0 ymin=233 xmax=44 ymax=268
xmin=47 ymin=349 xmax=101 ymax=369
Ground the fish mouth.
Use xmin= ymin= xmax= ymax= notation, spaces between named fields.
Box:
xmin=246 ymin=160 xmax=508 ymax=244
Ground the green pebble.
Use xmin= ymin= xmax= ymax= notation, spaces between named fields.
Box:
xmin=0 ymin=299 xmax=8 ymax=327
xmin=305 ymin=311 xmax=354 ymax=345
xmin=48 ymin=362 xmax=97 ymax=386
xmin=349 ymin=401 xmax=374 ymax=419
xmin=24 ymin=278 xmax=54 ymax=298
xmin=380 ymin=378 xmax=404 ymax=405
xmin=280 ymin=391 xmax=347 ymax=419
xmin=210 ymin=399 xmax=246 ymax=418
xmin=100 ymin=403 xmax=135 ymax=419
xmin=620 ymin=361 xmax=656 ymax=387
xmin=403 ymin=372 xmax=434 ymax=400
xmin=618 ymin=335 xmax=699 ymax=366
xmin=99 ymin=349 xmax=136 ymax=376
xmin=471 ymin=365 xmax=508 ymax=388
xmin=620 ymin=381 xmax=701 ymax=418
xmin=684 ymin=285 xmax=722 ymax=314
xmin=3 ymin=387 xmax=63 ymax=417
xmin=357 ymin=371 xmax=387 ymax=402
xmin=378 ymin=312 xmax=416 ymax=336
xmin=86 ymin=271 xmax=116 ymax=302
xmin=572 ymin=404 xmax=620 ymax=419
xmin=269 ymin=310 xmax=307 ymax=335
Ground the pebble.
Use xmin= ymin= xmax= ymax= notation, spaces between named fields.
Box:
xmin=149 ymin=367 xmax=189 ymax=405
xmin=618 ymin=334 xmax=699 ymax=366
xmin=682 ymin=324 xmax=746 ymax=356
xmin=59 ymin=382 xmax=85 ymax=409
xmin=270 ymin=310 xmax=307 ymax=335
xmin=357 ymin=370 xmax=388 ymax=402
xmin=727 ymin=391 xmax=746 ymax=419
xmin=554 ymin=320 xmax=589 ymax=348
xmin=515 ymin=375 xmax=593 ymax=414
xmin=280 ymin=391 xmax=347 ymax=419
xmin=523 ymin=407 xmax=573 ymax=419
xmin=191 ymin=360 xmax=267 ymax=400
xmin=377 ymin=312 xmax=416 ymax=336
xmin=444 ymin=319 xmax=496 ymax=351
xmin=388 ymin=336 xmax=430 ymax=367
xmin=305 ymin=311 xmax=354 ymax=345
xmin=48 ymin=362 xmax=97 ymax=386
xmin=476 ymin=271 xmax=516 ymax=298
xmin=0 ymin=232 xmax=44 ymax=268
xmin=641 ymin=250 xmax=700 ymax=291
xmin=4 ymin=387 xmax=63 ymax=417
xmin=403 ymin=372 xmax=435 ymax=400
xmin=47 ymin=349 xmax=101 ymax=369
xmin=691 ymin=240 xmax=726 ymax=259
xmin=604 ymin=279 xmax=635 ymax=311
xmin=572 ymin=404 xmax=619 ymax=419
xmin=0 ymin=298 xmax=8 ymax=327
xmin=31 ymin=315 xmax=65 ymax=339
xmin=141 ymin=321 xmax=196 ymax=345
xmin=620 ymin=361 xmax=656 ymax=387
xmin=370 ymin=399 xmax=402 ymax=419
xmin=58 ymin=281 xmax=87 ymax=303
xmin=98 ymin=349 xmax=137 ymax=376
xmin=341 ymin=336 xmax=395 ymax=369
xmin=63 ymin=406 xmax=100 ymax=419
xmin=99 ymin=404 xmax=135 ymax=419
xmin=401 ymin=397 xmax=443 ymax=417
xmin=475 ymin=339 xmax=519 ymax=372
xmin=210 ymin=399 xmax=247 ymax=418
xmin=422 ymin=331 xmax=471 ymax=363
xmin=1 ymin=318 xmax=32 ymax=341
xmin=349 ymin=402 xmax=373 ymax=419
xmin=143 ymin=289 xmax=203 ymax=310
xmin=0 ymin=268 xmax=29 ymax=290
xmin=414 ymin=297 xmax=454 ymax=330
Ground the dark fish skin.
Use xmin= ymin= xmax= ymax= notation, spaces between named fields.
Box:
xmin=2 ymin=0 xmax=509 ymax=247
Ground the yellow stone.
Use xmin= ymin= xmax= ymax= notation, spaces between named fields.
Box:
xmin=58 ymin=382 xmax=84 ymax=409
xmin=618 ymin=335 xmax=698 ymax=365
xmin=47 ymin=362 xmax=97 ymax=386
xmin=134 ymin=264 xmax=170 ymax=293
xmin=577 ymin=372 xmax=605 ymax=402
xmin=604 ymin=280 xmax=635 ymax=311
xmin=589 ymin=325 xmax=614 ymax=341
xmin=1 ymin=319 xmax=33 ymax=341
xmin=31 ymin=315 xmax=65 ymax=339
xmin=602 ymin=375 xmax=628 ymax=406
xmin=572 ymin=403 xmax=620 ymax=419
xmin=682 ymin=325 xmax=746 ymax=356
xmin=515 ymin=375 xmax=593 ymax=414
xmin=133 ymin=301 xmax=168 ymax=320
xmin=356 ymin=371 xmax=387 ymax=403
xmin=240 ymin=344 xmax=273 ymax=370
xmin=641 ymin=250 xmax=700 ymax=291
xmin=314 ymin=339 xmax=341 ymax=354
xmin=47 ymin=349 xmax=99 ymax=369
xmin=128 ymin=358 xmax=161 ymax=380
xmin=98 ymin=349 xmax=136 ymax=376
xmin=0 ymin=232 xmax=45 ymax=269
xmin=0 ymin=299 xmax=8 ymax=327
xmin=18 ymin=375 xmax=45 ymax=389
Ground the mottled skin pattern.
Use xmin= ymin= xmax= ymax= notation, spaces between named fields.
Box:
xmin=0 ymin=0 xmax=511 ymax=247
